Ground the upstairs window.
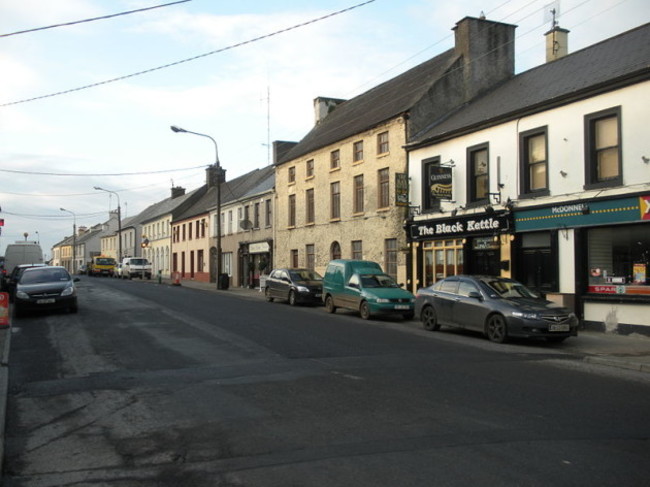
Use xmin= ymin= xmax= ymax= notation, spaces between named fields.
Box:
xmin=306 ymin=159 xmax=314 ymax=178
xmin=330 ymin=149 xmax=340 ymax=170
xmin=353 ymin=174 xmax=364 ymax=214
xmin=585 ymin=106 xmax=622 ymax=189
xmin=468 ymin=144 xmax=489 ymax=204
xmin=520 ymin=127 xmax=549 ymax=196
xmin=353 ymin=140 xmax=364 ymax=163
xmin=288 ymin=166 xmax=296 ymax=184
xmin=288 ymin=194 xmax=296 ymax=227
xmin=377 ymin=131 xmax=389 ymax=154
xmin=330 ymin=182 xmax=341 ymax=220
xmin=306 ymin=188 xmax=315 ymax=224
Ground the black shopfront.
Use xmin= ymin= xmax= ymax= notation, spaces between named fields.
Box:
xmin=406 ymin=211 xmax=512 ymax=291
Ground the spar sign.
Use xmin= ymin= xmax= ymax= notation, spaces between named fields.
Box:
xmin=0 ymin=292 xmax=9 ymax=327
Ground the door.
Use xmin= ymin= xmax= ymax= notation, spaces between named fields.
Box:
xmin=452 ymin=279 xmax=486 ymax=331
xmin=433 ymin=277 xmax=459 ymax=325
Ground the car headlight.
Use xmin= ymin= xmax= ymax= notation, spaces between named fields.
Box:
xmin=511 ymin=311 xmax=540 ymax=320
xmin=296 ymin=286 xmax=309 ymax=293
xmin=61 ymin=286 xmax=75 ymax=297
xmin=16 ymin=291 xmax=29 ymax=300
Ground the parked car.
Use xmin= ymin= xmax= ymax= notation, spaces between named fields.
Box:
xmin=5 ymin=263 xmax=48 ymax=300
xmin=265 ymin=268 xmax=323 ymax=305
xmin=322 ymin=259 xmax=415 ymax=320
xmin=113 ymin=263 xmax=124 ymax=278
xmin=13 ymin=266 xmax=79 ymax=317
xmin=415 ymin=275 xmax=579 ymax=343
xmin=121 ymin=257 xmax=152 ymax=279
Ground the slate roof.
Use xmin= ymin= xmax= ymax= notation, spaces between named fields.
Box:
xmin=278 ymin=48 xmax=458 ymax=164
xmin=409 ymin=22 xmax=650 ymax=146
xmin=174 ymin=166 xmax=275 ymax=222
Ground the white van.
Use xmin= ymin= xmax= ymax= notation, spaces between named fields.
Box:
xmin=3 ymin=242 xmax=44 ymax=287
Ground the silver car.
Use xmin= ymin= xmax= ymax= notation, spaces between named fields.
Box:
xmin=415 ymin=275 xmax=579 ymax=343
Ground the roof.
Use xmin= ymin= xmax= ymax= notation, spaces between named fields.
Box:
xmin=409 ymin=22 xmax=650 ymax=146
xmin=278 ymin=48 xmax=458 ymax=164
xmin=173 ymin=166 xmax=275 ymax=222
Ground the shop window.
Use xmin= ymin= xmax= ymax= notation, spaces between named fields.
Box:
xmin=584 ymin=106 xmax=622 ymax=189
xmin=422 ymin=239 xmax=464 ymax=287
xmin=467 ymin=143 xmax=489 ymax=205
xmin=587 ymin=224 xmax=649 ymax=295
xmin=520 ymin=127 xmax=549 ymax=197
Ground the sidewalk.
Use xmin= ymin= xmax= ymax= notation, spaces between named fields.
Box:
xmin=158 ymin=277 xmax=650 ymax=374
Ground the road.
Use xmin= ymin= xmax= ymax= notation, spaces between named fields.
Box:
xmin=4 ymin=277 xmax=650 ymax=486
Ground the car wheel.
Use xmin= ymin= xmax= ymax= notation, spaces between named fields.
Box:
xmin=421 ymin=306 xmax=440 ymax=331
xmin=288 ymin=290 xmax=297 ymax=306
xmin=486 ymin=314 xmax=508 ymax=343
xmin=265 ymin=287 xmax=274 ymax=302
xmin=325 ymin=295 xmax=336 ymax=314
xmin=359 ymin=301 xmax=371 ymax=320
xmin=402 ymin=312 xmax=415 ymax=320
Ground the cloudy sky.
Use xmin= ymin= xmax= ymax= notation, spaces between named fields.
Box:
xmin=1 ymin=0 xmax=648 ymax=258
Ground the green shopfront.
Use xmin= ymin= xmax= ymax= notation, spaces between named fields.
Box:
xmin=514 ymin=193 xmax=650 ymax=335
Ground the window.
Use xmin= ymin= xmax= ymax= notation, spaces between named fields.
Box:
xmin=422 ymin=157 xmax=443 ymax=212
xmin=201 ymin=219 xmax=205 ymax=238
xmin=585 ymin=106 xmax=622 ymax=188
xmin=330 ymin=182 xmax=341 ymax=220
xmin=384 ymin=238 xmax=398 ymax=279
xmin=288 ymin=166 xmax=296 ymax=184
xmin=353 ymin=174 xmax=364 ymax=213
xmin=182 ymin=224 xmax=186 ymax=241
xmin=228 ymin=211 xmax=233 ymax=234
xmin=377 ymin=131 xmax=389 ymax=154
xmin=351 ymin=240 xmax=363 ymax=260
xmin=378 ymin=168 xmax=390 ymax=208
xmin=306 ymin=188 xmax=315 ymax=224
xmin=188 ymin=222 xmax=192 ymax=240
xmin=306 ymin=244 xmax=315 ymax=270
xmin=422 ymin=239 xmax=464 ymax=287
xmin=197 ymin=250 xmax=204 ymax=273
xmin=330 ymin=241 xmax=341 ymax=260
xmin=254 ymin=203 xmax=260 ymax=229
xmin=265 ymin=199 xmax=272 ymax=227
xmin=330 ymin=149 xmax=340 ymax=170
xmin=306 ymin=159 xmax=314 ymax=178
xmin=520 ymin=127 xmax=548 ymax=196
xmin=587 ymin=223 xmax=648 ymax=295
xmin=244 ymin=205 xmax=250 ymax=226
xmin=353 ymin=140 xmax=364 ymax=162
xmin=288 ymin=194 xmax=296 ymax=227
xmin=468 ymin=144 xmax=489 ymax=203
xmin=290 ymin=249 xmax=299 ymax=268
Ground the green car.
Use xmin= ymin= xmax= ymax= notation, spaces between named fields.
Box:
xmin=322 ymin=259 xmax=415 ymax=320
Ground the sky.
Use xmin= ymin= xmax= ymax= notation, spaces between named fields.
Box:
xmin=1 ymin=0 xmax=648 ymax=259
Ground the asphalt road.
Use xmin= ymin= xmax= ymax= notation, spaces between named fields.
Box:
xmin=4 ymin=277 xmax=650 ymax=486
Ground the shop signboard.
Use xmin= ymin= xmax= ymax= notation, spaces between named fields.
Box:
xmin=427 ymin=165 xmax=453 ymax=200
xmin=0 ymin=292 xmax=9 ymax=327
xmin=395 ymin=173 xmax=409 ymax=207
xmin=515 ymin=195 xmax=650 ymax=232
xmin=408 ymin=213 xmax=510 ymax=241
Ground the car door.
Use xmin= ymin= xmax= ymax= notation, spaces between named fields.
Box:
xmin=433 ymin=277 xmax=459 ymax=325
xmin=277 ymin=270 xmax=291 ymax=300
xmin=452 ymin=278 xmax=488 ymax=331
xmin=342 ymin=273 xmax=363 ymax=310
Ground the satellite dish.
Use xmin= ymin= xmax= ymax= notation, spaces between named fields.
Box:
xmin=239 ymin=219 xmax=253 ymax=230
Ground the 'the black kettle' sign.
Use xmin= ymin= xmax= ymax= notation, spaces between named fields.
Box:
xmin=408 ymin=213 xmax=511 ymax=241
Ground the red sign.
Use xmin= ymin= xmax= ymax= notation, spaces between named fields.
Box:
xmin=0 ymin=292 xmax=9 ymax=327
xmin=641 ymin=196 xmax=650 ymax=220
xmin=0 ymin=219 xmax=4 ymax=226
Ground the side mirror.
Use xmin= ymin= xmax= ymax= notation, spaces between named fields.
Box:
xmin=73 ymin=277 xmax=81 ymax=282
xmin=348 ymin=282 xmax=359 ymax=289
xmin=468 ymin=291 xmax=483 ymax=301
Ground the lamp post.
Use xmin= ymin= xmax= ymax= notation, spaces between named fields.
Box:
xmin=94 ymin=186 xmax=122 ymax=262
xmin=60 ymin=208 xmax=77 ymax=274
xmin=171 ymin=125 xmax=225 ymax=288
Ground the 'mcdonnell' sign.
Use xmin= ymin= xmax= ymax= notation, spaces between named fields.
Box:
xmin=408 ymin=213 xmax=510 ymax=241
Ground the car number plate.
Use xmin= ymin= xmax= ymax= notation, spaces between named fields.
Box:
xmin=549 ymin=324 xmax=570 ymax=332
xmin=395 ymin=305 xmax=410 ymax=310
xmin=315 ymin=294 xmax=322 ymax=298
xmin=37 ymin=298 xmax=56 ymax=304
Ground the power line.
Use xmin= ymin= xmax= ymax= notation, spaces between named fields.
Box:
xmin=1 ymin=0 xmax=376 ymax=108
xmin=0 ymin=0 xmax=192 ymax=38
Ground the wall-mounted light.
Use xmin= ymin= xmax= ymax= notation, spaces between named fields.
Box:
xmin=504 ymin=198 xmax=515 ymax=212
xmin=489 ymin=192 xmax=502 ymax=204
xmin=485 ymin=204 xmax=495 ymax=214
xmin=642 ymin=156 xmax=649 ymax=164
xmin=560 ymin=170 xmax=568 ymax=177
xmin=451 ymin=209 xmax=458 ymax=217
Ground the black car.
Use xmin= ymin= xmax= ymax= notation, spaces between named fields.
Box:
xmin=5 ymin=263 xmax=48 ymax=300
xmin=265 ymin=268 xmax=323 ymax=306
xmin=415 ymin=275 xmax=579 ymax=343
xmin=13 ymin=266 xmax=79 ymax=317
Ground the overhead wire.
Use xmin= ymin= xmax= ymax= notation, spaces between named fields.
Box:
xmin=0 ymin=0 xmax=376 ymax=108
xmin=0 ymin=0 xmax=192 ymax=38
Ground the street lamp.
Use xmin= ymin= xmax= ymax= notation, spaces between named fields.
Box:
xmin=170 ymin=125 xmax=226 ymax=288
xmin=94 ymin=186 xmax=122 ymax=262
xmin=60 ymin=208 xmax=77 ymax=274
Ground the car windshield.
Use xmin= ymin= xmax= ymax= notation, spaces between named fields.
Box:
xmin=289 ymin=270 xmax=322 ymax=282
xmin=130 ymin=259 xmax=148 ymax=265
xmin=360 ymin=273 xmax=399 ymax=288
xmin=484 ymin=279 xmax=539 ymax=299
xmin=96 ymin=258 xmax=115 ymax=265
xmin=20 ymin=268 xmax=70 ymax=284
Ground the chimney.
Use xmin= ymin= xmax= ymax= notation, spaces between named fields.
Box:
xmin=171 ymin=186 xmax=186 ymax=199
xmin=273 ymin=140 xmax=298 ymax=165
xmin=206 ymin=164 xmax=225 ymax=188
xmin=313 ymin=97 xmax=346 ymax=125
xmin=453 ymin=16 xmax=516 ymax=102
xmin=78 ymin=226 xmax=87 ymax=236
xmin=545 ymin=26 xmax=569 ymax=62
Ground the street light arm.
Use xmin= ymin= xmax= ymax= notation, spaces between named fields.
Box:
xmin=170 ymin=125 xmax=219 ymax=165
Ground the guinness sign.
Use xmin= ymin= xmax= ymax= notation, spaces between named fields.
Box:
xmin=428 ymin=165 xmax=452 ymax=200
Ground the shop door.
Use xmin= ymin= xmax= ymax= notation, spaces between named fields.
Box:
xmin=471 ymin=250 xmax=500 ymax=275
